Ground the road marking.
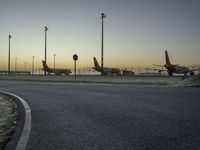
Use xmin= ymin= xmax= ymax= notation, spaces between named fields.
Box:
xmin=0 ymin=90 xmax=31 ymax=150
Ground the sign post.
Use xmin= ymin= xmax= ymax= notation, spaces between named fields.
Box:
xmin=73 ymin=54 xmax=78 ymax=80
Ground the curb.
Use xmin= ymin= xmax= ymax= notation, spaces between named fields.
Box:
xmin=0 ymin=91 xmax=31 ymax=150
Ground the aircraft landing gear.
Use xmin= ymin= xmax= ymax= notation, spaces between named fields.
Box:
xmin=190 ymin=71 xmax=194 ymax=76
xmin=168 ymin=72 xmax=173 ymax=76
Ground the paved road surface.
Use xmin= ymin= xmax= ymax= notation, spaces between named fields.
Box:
xmin=0 ymin=81 xmax=200 ymax=150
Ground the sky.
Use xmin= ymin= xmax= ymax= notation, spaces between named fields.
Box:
xmin=0 ymin=0 xmax=200 ymax=71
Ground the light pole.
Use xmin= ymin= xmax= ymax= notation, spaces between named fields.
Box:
xmin=54 ymin=54 xmax=56 ymax=69
xmin=24 ymin=62 xmax=26 ymax=72
xmin=8 ymin=34 xmax=12 ymax=74
xmin=101 ymin=13 xmax=106 ymax=75
xmin=44 ymin=26 xmax=48 ymax=75
xmin=32 ymin=56 xmax=35 ymax=75
xmin=15 ymin=57 xmax=17 ymax=72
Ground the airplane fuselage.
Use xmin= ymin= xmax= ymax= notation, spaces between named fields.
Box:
xmin=163 ymin=50 xmax=195 ymax=76
xmin=50 ymin=68 xmax=71 ymax=75
xmin=93 ymin=57 xmax=121 ymax=75
xmin=93 ymin=67 xmax=121 ymax=75
xmin=164 ymin=64 xmax=189 ymax=75
xmin=42 ymin=60 xmax=71 ymax=75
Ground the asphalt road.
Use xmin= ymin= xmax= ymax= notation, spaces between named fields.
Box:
xmin=0 ymin=81 xmax=200 ymax=150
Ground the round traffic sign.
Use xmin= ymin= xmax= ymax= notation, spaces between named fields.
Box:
xmin=73 ymin=54 xmax=78 ymax=61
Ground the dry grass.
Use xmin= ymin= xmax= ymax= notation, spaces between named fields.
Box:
xmin=0 ymin=94 xmax=17 ymax=149
xmin=173 ymin=75 xmax=200 ymax=87
xmin=0 ymin=75 xmax=186 ymax=85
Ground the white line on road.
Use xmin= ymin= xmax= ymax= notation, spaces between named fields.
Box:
xmin=0 ymin=90 xmax=31 ymax=150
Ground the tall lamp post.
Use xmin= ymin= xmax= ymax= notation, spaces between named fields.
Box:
xmin=24 ymin=62 xmax=26 ymax=72
xmin=8 ymin=34 xmax=12 ymax=74
xmin=15 ymin=57 xmax=17 ymax=72
xmin=32 ymin=56 xmax=35 ymax=75
xmin=101 ymin=13 xmax=106 ymax=75
xmin=44 ymin=26 xmax=48 ymax=75
xmin=54 ymin=54 xmax=56 ymax=69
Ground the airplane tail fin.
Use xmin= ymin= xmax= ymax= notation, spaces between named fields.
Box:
xmin=93 ymin=57 xmax=101 ymax=69
xmin=42 ymin=60 xmax=51 ymax=72
xmin=165 ymin=50 xmax=171 ymax=65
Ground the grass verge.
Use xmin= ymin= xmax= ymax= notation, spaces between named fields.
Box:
xmin=173 ymin=75 xmax=200 ymax=87
xmin=0 ymin=75 xmax=186 ymax=85
xmin=0 ymin=94 xmax=17 ymax=149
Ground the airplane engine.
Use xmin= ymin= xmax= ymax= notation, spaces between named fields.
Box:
xmin=190 ymin=71 xmax=194 ymax=76
xmin=168 ymin=72 xmax=173 ymax=76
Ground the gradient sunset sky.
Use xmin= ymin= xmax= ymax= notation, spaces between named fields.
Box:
xmin=0 ymin=0 xmax=199 ymax=70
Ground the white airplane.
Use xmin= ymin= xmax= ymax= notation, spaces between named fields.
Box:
xmin=92 ymin=57 xmax=121 ymax=75
xmin=42 ymin=60 xmax=71 ymax=75
xmin=154 ymin=50 xmax=199 ymax=76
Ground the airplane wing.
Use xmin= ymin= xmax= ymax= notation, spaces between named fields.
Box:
xmin=146 ymin=68 xmax=167 ymax=73
xmin=153 ymin=64 xmax=164 ymax=67
xmin=189 ymin=68 xmax=200 ymax=72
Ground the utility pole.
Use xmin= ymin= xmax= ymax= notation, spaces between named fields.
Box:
xmin=44 ymin=26 xmax=48 ymax=75
xmin=101 ymin=13 xmax=106 ymax=75
xmin=8 ymin=34 xmax=12 ymax=74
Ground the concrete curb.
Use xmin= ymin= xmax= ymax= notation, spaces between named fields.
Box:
xmin=0 ymin=91 xmax=31 ymax=150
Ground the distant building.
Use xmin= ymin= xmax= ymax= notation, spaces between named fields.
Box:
xmin=0 ymin=71 xmax=31 ymax=75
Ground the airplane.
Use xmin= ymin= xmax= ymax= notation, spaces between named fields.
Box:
xmin=42 ymin=60 xmax=71 ymax=75
xmin=92 ymin=57 xmax=121 ymax=75
xmin=154 ymin=50 xmax=198 ymax=76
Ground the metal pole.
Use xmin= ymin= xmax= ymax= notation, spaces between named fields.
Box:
xmin=101 ymin=14 xmax=103 ymax=74
xmin=73 ymin=54 xmax=78 ymax=80
xmin=25 ymin=62 xmax=26 ymax=71
xmin=44 ymin=26 xmax=48 ymax=75
xmin=74 ymin=61 xmax=76 ymax=80
xmin=32 ymin=56 xmax=34 ymax=75
xmin=101 ymin=13 xmax=106 ymax=75
xmin=15 ymin=57 xmax=17 ymax=72
xmin=8 ymin=35 xmax=12 ymax=74
xmin=54 ymin=54 xmax=56 ymax=69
